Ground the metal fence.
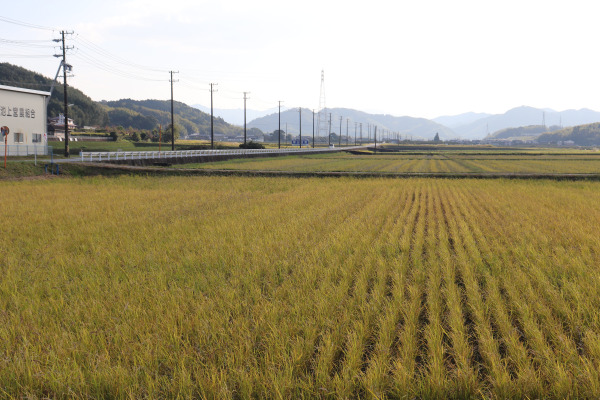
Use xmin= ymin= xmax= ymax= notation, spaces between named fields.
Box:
xmin=80 ymin=146 xmax=364 ymax=162
xmin=0 ymin=144 xmax=50 ymax=156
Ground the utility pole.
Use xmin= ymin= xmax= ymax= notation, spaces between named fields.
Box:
xmin=55 ymin=31 xmax=73 ymax=157
xmin=278 ymin=101 xmax=282 ymax=149
xmin=346 ymin=118 xmax=349 ymax=146
xmin=312 ymin=109 xmax=315 ymax=148
xmin=374 ymin=126 xmax=378 ymax=153
xmin=360 ymin=123 xmax=363 ymax=145
xmin=299 ymin=107 xmax=302 ymax=148
xmin=243 ymin=92 xmax=250 ymax=144
xmin=210 ymin=83 xmax=218 ymax=149
xmin=339 ymin=116 xmax=342 ymax=147
xmin=285 ymin=123 xmax=288 ymax=146
xmin=170 ymin=71 xmax=179 ymax=151
xmin=328 ymin=113 xmax=332 ymax=147
xmin=354 ymin=122 xmax=357 ymax=145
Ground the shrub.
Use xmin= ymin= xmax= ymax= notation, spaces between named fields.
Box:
xmin=239 ymin=140 xmax=265 ymax=149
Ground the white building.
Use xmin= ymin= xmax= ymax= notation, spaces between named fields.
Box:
xmin=48 ymin=113 xmax=75 ymax=137
xmin=0 ymin=84 xmax=50 ymax=156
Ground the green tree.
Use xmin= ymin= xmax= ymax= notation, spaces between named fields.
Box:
xmin=162 ymin=124 xmax=180 ymax=143
xmin=109 ymin=131 xmax=122 ymax=142
xmin=239 ymin=140 xmax=265 ymax=149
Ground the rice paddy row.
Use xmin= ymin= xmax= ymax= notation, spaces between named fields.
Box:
xmin=174 ymin=151 xmax=600 ymax=175
xmin=1 ymin=176 xmax=600 ymax=398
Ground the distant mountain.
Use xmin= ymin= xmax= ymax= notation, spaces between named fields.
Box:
xmin=193 ymin=105 xmax=277 ymax=126
xmin=248 ymin=107 xmax=456 ymax=140
xmin=102 ymin=99 xmax=241 ymax=136
xmin=452 ymin=106 xmax=600 ymax=140
xmin=433 ymin=112 xmax=491 ymax=129
xmin=0 ymin=62 xmax=109 ymax=127
xmin=557 ymin=108 xmax=600 ymax=127
xmin=537 ymin=122 xmax=600 ymax=146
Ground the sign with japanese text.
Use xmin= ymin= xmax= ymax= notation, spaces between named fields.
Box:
xmin=0 ymin=106 xmax=36 ymax=119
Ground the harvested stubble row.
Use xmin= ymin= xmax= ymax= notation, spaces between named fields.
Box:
xmin=1 ymin=175 xmax=600 ymax=398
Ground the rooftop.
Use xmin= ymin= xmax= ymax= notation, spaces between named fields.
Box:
xmin=0 ymin=84 xmax=51 ymax=97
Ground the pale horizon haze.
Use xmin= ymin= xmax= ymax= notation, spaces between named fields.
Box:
xmin=2 ymin=0 xmax=599 ymax=120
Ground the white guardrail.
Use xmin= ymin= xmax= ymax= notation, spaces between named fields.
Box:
xmin=80 ymin=146 xmax=364 ymax=162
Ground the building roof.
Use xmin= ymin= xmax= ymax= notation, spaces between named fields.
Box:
xmin=0 ymin=84 xmax=51 ymax=97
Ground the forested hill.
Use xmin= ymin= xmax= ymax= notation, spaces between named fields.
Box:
xmin=101 ymin=99 xmax=241 ymax=137
xmin=0 ymin=62 xmax=109 ymax=127
xmin=537 ymin=122 xmax=600 ymax=145
xmin=0 ymin=63 xmax=242 ymax=136
xmin=487 ymin=125 xmax=558 ymax=140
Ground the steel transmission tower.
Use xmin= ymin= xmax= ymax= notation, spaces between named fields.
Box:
xmin=317 ymin=70 xmax=328 ymax=141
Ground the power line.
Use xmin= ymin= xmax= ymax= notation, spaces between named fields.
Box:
xmin=73 ymin=34 xmax=169 ymax=73
xmin=0 ymin=38 xmax=56 ymax=48
xmin=178 ymin=81 xmax=210 ymax=92
xmin=73 ymin=50 xmax=167 ymax=82
xmin=0 ymin=18 xmax=370 ymax=141
xmin=0 ymin=54 xmax=53 ymax=59
xmin=0 ymin=15 xmax=56 ymax=31
xmin=0 ymin=37 xmax=53 ymax=43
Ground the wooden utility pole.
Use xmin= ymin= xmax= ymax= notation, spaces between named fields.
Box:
xmin=170 ymin=71 xmax=178 ymax=151
xmin=299 ymin=107 xmax=302 ymax=148
xmin=59 ymin=31 xmax=73 ymax=157
xmin=312 ymin=109 xmax=315 ymax=148
xmin=339 ymin=116 xmax=342 ymax=147
xmin=210 ymin=83 xmax=217 ymax=149
xmin=328 ymin=113 xmax=332 ymax=147
xmin=346 ymin=118 xmax=349 ymax=146
xmin=278 ymin=101 xmax=282 ymax=149
xmin=243 ymin=92 xmax=249 ymax=144
xmin=374 ymin=126 xmax=378 ymax=153
xmin=360 ymin=123 xmax=363 ymax=145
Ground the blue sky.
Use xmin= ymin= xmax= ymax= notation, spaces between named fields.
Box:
xmin=2 ymin=0 xmax=600 ymax=119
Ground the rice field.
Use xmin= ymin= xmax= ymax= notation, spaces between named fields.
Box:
xmin=2 ymin=175 xmax=600 ymax=398
xmin=176 ymin=151 xmax=600 ymax=174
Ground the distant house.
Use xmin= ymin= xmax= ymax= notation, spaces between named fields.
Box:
xmin=558 ymin=140 xmax=575 ymax=146
xmin=48 ymin=113 xmax=76 ymax=138
xmin=236 ymin=134 xmax=264 ymax=142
